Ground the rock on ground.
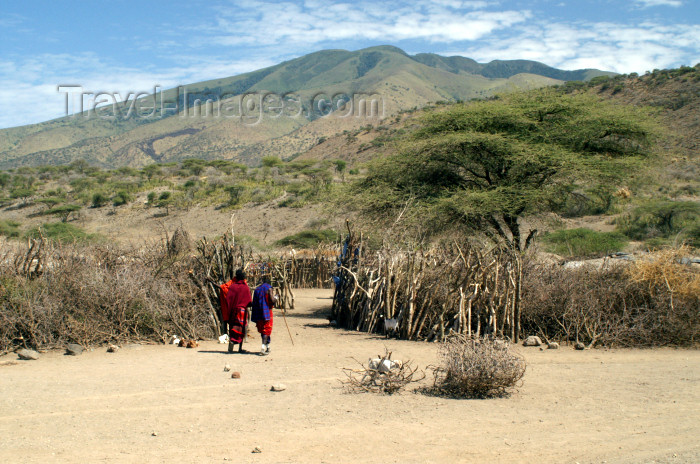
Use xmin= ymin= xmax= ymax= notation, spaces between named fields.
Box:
xmin=271 ymin=383 xmax=287 ymax=392
xmin=66 ymin=344 xmax=84 ymax=356
xmin=575 ymin=342 xmax=586 ymax=350
xmin=523 ymin=336 xmax=543 ymax=347
xmin=548 ymin=342 xmax=559 ymax=350
xmin=17 ymin=349 xmax=40 ymax=360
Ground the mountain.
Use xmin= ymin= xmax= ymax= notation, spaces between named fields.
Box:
xmin=0 ymin=46 xmax=615 ymax=169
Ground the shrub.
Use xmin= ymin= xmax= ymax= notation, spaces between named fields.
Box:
xmin=112 ymin=191 xmax=133 ymax=206
xmin=25 ymin=223 xmax=100 ymax=244
xmin=261 ymin=156 xmax=282 ymax=168
xmin=43 ymin=204 xmax=81 ymax=222
xmin=617 ymin=200 xmax=700 ymax=246
xmin=429 ymin=335 xmax=526 ymax=398
xmin=147 ymin=191 xmax=157 ymax=205
xmin=91 ymin=192 xmax=109 ymax=208
xmin=522 ymin=249 xmax=700 ymax=347
xmin=226 ymin=185 xmax=246 ymax=206
xmin=0 ymin=219 xmax=21 ymax=237
xmin=275 ymin=229 xmax=338 ymax=248
xmin=542 ymin=228 xmax=628 ymax=258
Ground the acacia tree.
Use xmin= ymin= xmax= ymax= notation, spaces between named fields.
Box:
xmin=355 ymin=89 xmax=658 ymax=250
xmin=44 ymin=204 xmax=82 ymax=223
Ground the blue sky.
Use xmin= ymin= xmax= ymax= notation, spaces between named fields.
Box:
xmin=1 ymin=0 xmax=698 ymax=129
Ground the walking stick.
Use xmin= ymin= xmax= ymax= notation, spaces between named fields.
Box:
xmin=282 ymin=306 xmax=295 ymax=346
xmin=275 ymin=287 xmax=294 ymax=346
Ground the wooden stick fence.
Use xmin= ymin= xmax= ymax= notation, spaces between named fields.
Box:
xmin=189 ymin=233 xmax=297 ymax=335
xmin=280 ymin=247 xmax=337 ymax=289
xmin=331 ymin=229 xmax=523 ymax=342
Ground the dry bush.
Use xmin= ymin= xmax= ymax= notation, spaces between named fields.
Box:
xmin=0 ymin=237 xmax=214 ymax=354
xmin=628 ymin=246 xmax=700 ymax=300
xmin=342 ymin=349 xmax=424 ymax=395
xmin=428 ymin=335 xmax=526 ymax=399
xmin=522 ymin=250 xmax=700 ymax=347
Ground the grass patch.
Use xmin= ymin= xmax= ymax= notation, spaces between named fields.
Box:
xmin=542 ymin=228 xmax=628 ymax=258
xmin=275 ymin=229 xmax=338 ymax=249
xmin=26 ymin=222 xmax=102 ymax=244
xmin=616 ymin=200 xmax=700 ymax=248
xmin=0 ymin=219 xmax=21 ymax=237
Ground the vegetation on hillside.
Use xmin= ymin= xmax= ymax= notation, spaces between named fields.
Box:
xmin=0 ymin=157 xmax=349 ymax=240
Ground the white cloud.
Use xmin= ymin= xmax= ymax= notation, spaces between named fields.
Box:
xmin=634 ymin=0 xmax=683 ymax=7
xmin=0 ymin=53 xmax=277 ymax=128
xmin=454 ymin=21 xmax=700 ymax=73
xmin=203 ymin=0 xmax=529 ymax=46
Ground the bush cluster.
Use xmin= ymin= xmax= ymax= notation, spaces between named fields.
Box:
xmin=429 ymin=335 xmax=526 ymax=398
xmin=0 ymin=238 xmax=214 ymax=353
xmin=522 ymin=247 xmax=700 ymax=347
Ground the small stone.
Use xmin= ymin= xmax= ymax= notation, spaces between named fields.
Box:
xmin=231 ymin=372 xmax=241 ymax=379
xmin=539 ymin=347 xmax=544 ymax=351
xmin=66 ymin=344 xmax=84 ymax=356
xmin=548 ymin=342 xmax=559 ymax=350
xmin=270 ymin=383 xmax=286 ymax=392
xmin=107 ymin=344 xmax=119 ymax=353
xmin=575 ymin=342 xmax=586 ymax=350
xmin=151 ymin=432 xmax=158 ymax=437
xmin=522 ymin=335 xmax=542 ymax=347
xmin=329 ymin=320 xmax=337 ymax=327
xmin=17 ymin=349 xmax=39 ymax=360
xmin=252 ymin=446 xmax=262 ymax=453
xmin=223 ymin=364 xmax=231 ymax=372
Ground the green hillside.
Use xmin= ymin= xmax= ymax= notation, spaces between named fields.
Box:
xmin=0 ymin=45 xmax=614 ymax=170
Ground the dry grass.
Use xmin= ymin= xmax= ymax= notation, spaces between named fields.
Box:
xmin=628 ymin=246 xmax=700 ymax=300
xmin=428 ymin=335 xmax=526 ymax=399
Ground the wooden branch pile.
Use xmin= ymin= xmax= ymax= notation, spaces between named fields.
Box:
xmin=342 ymin=350 xmax=424 ymax=394
xmin=332 ymin=229 xmax=523 ymax=342
xmin=280 ymin=247 xmax=336 ymax=289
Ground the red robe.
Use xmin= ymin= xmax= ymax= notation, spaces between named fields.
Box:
xmin=225 ymin=279 xmax=252 ymax=344
xmin=219 ymin=280 xmax=233 ymax=323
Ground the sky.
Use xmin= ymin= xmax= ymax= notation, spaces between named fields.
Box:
xmin=0 ymin=0 xmax=698 ymax=129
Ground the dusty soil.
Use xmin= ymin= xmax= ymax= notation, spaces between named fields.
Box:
xmin=1 ymin=289 xmax=699 ymax=463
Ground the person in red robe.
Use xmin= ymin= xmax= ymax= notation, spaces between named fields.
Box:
xmin=225 ymin=269 xmax=252 ymax=353
xmin=218 ymin=279 xmax=234 ymax=336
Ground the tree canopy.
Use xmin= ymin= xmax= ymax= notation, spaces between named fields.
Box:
xmin=353 ymin=89 xmax=659 ymax=249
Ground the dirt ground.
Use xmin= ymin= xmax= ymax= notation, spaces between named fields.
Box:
xmin=1 ymin=289 xmax=699 ymax=463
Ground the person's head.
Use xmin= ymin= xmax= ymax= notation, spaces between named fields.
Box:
xmin=235 ymin=268 xmax=246 ymax=281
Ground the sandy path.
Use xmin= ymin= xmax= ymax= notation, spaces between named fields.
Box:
xmin=1 ymin=289 xmax=699 ymax=463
